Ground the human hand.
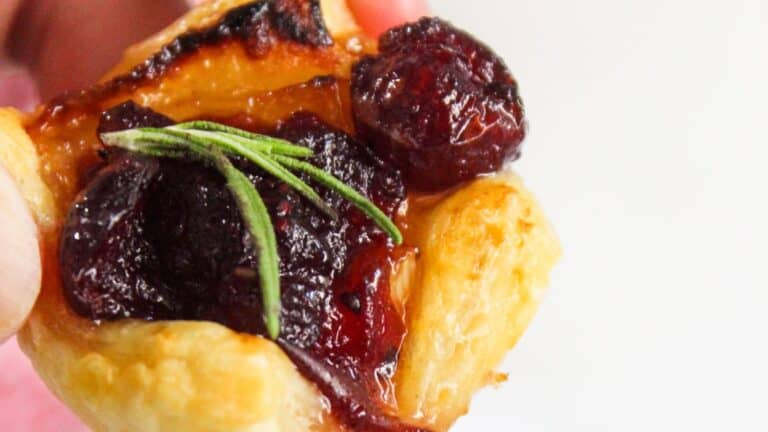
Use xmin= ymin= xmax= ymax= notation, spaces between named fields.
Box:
xmin=0 ymin=0 xmax=428 ymax=430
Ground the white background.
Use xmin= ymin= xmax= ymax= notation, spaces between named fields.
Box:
xmin=429 ymin=0 xmax=768 ymax=431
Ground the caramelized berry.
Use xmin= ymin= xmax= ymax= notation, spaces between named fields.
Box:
xmin=351 ymin=17 xmax=526 ymax=191
xmin=60 ymin=107 xmax=410 ymax=430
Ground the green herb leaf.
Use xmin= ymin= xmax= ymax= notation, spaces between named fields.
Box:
xmin=212 ymin=152 xmax=281 ymax=339
xmin=173 ymin=121 xmax=313 ymax=158
xmin=99 ymin=121 xmax=404 ymax=340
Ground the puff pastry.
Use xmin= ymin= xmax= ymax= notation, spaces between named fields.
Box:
xmin=0 ymin=0 xmax=560 ymax=430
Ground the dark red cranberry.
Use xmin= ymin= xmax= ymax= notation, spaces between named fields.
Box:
xmin=98 ymin=101 xmax=174 ymax=134
xmin=60 ymin=106 xmax=412 ymax=430
xmin=62 ymin=109 xmax=404 ymax=343
xmin=351 ymin=17 xmax=526 ymax=191
xmin=60 ymin=154 xmax=176 ymax=319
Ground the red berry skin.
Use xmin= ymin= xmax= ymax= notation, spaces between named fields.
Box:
xmin=352 ymin=17 xmax=526 ymax=191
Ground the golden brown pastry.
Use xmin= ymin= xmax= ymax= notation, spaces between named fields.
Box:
xmin=0 ymin=0 xmax=560 ymax=430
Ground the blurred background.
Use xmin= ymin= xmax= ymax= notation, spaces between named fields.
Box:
xmin=440 ymin=0 xmax=768 ymax=431
xmin=2 ymin=0 xmax=768 ymax=431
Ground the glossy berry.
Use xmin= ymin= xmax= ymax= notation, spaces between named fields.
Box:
xmin=351 ymin=17 xmax=526 ymax=191
xmin=60 ymin=106 xmax=407 ymax=426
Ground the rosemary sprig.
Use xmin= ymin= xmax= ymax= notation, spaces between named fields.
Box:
xmin=100 ymin=121 xmax=403 ymax=339
xmin=173 ymin=121 xmax=313 ymax=158
xmin=162 ymin=127 xmax=338 ymax=220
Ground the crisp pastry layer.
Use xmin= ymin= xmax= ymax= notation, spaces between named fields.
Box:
xmin=396 ymin=173 xmax=560 ymax=429
xmin=0 ymin=0 xmax=561 ymax=431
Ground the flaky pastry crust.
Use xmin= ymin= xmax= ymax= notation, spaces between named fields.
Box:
xmin=0 ymin=1 xmax=560 ymax=431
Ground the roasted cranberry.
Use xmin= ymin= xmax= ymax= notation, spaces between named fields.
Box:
xmin=62 ymin=109 xmax=404 ymax=339
xmin=98 ymin=101 xmax=174 ymax=134
xmin=351 ymin=17 xmax=526 ymax=191
xmin=60 ymin=106 xmax=412 ymax=430
xmin=60 ymin=154 xmax=176 ymax=319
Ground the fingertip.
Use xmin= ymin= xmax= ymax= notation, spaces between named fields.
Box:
xmin=0 ymin=63 xmax=40 ymax=112
xmin=8 ymin=0 xmax=189 ymax=99
xmin=346 ymin=0 xmax=430 ymax=37
xmin=0 ymin=165 xmax=41 ymax=343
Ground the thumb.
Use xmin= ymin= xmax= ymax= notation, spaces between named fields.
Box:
xmin=0 ymin=163 xmax=40 ymax=342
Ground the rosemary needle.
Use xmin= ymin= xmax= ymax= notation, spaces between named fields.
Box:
xmin=173 ymin=121 xmax=313 ymax=157
xmin=163 ymin=127 xmax=338 ymax=221
xmin=212 ymin=151 xmax=281 ymax=339
xmin=271 ymin=154 xmax=403 ymax=245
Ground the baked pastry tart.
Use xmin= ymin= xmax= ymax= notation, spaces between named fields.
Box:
xmin=0 ymin=0 xmax=560 ymax=430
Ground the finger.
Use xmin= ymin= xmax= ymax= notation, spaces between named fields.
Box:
xmin=0 ymin=0 xmax=22 ymax=46
xmin=346 ymin=0 xmax=430 ymax=37
xmin=0 ymin=62 xmax=39 ymax=112
xmin=7 ymin=0 xmax=188 ymax=100
xmin=0 ymin=338 xmax=87 ymax=431
xmin=0 ymin=164 xmax=40 ymax=342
